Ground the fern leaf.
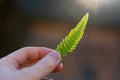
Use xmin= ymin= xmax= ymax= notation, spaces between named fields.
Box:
xmin=56 ymin=13 xmax=89 ymax=58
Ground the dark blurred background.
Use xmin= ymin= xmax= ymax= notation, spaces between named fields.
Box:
xmin=0 ymin=0 xmax=120 ymax=80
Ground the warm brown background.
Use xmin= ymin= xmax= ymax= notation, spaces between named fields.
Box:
xmin=0 ymin=0 xmax=120 ymax=80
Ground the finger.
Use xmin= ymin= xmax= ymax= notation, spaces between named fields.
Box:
xmin=20 ymin=62 xmax=63 ymax=72
xmin=0 ymin=47 xmax=53 ymax=68
xmin=53 ymin=63 xmax=63 ymax=72
xmin=20 ymin=51 xmax=61 ymax=80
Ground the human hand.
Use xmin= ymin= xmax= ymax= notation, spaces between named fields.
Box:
xmin=0 ymin=47 xmax=63 ymax=80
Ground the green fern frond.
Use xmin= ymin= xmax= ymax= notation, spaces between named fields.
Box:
xmin=56 ymin=13 xmax=89 ymax=58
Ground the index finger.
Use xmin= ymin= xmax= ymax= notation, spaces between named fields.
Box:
xmin=1 ymin=47 xmax=53 ymax=68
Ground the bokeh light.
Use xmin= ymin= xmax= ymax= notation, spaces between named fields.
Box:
xmin=76 ymin=0 xmax=115 ymax=12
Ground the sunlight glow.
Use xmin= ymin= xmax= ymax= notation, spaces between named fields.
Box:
xmin=76 ymin=0 xmax=114 ymax=12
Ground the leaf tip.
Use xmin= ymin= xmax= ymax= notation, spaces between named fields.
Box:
xmin=86 ymin=12 xmax=89 ymax=17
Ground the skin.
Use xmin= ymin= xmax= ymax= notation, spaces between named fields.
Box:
xmin=0 ymin=47 xmax=63 ymax=80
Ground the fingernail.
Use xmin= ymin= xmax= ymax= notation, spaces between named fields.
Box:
xmin=49 ymin=51 xmax=61 ymax=61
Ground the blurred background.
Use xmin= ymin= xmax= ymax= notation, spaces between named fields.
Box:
xmin=0 ymin=0 xmax=120 ymax=80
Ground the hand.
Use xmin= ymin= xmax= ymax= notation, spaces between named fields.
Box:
xmin=0 ymin=47 xmax=63 ymax=80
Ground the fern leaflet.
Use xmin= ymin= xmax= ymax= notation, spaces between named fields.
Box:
xmin=56 ymin=13 xmax=89 ymax=58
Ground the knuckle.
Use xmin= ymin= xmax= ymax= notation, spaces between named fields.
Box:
xmin=20 ymin=47 xmax=33 ymax=51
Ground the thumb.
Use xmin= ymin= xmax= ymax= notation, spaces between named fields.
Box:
xmin=20 ymin=51 xmax=61 ymax=80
